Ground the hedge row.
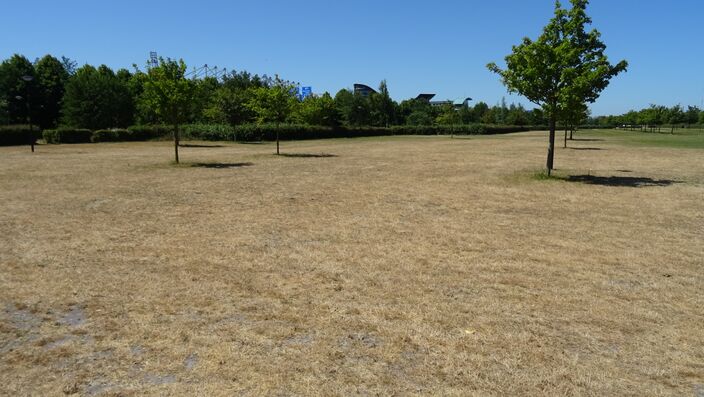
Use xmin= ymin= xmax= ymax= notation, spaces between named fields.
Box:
xmin=35 ymin=123 xmax=546 ymax=145
xmin=91 ymin=126 xmax=171 ymax=142
xmin=43 ymin=128 xmax=93 ymax=144
xmin=42 ymin=126 xmax=172 ymax=144
xmin=0 ymin=125 xmax=41 ymax=146
xmin=183 ymin=123 xmax=532 ymax=142
xmin=3 ymin=123 xmax=624 ymax=146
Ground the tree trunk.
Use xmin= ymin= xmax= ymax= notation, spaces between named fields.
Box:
xmin=569 ymin=129 xmax=573 ymax=140
xmin=564 ymin=129 xmax=567 ymax=148
xmin=276 ymin=129 xmax=280 ymax=155
xmin=28 ymin=121 xmax=34 ymax=153
xmin=547 ymin=117 xmax=556 ymax=175
xmin=174 ymin=124 xmax=180 ymax=164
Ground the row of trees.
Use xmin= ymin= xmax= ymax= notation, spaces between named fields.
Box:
xmin=589 ymin=104 xmax=704 ymax=127
xmin=1 ymin=53 xmax=557 ymax=133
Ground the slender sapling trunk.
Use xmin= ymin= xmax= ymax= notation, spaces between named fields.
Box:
xmin=547 ymin=117 xmax=556 ymax=175
xmin=174 ymin=124 xmax=180 ymax=164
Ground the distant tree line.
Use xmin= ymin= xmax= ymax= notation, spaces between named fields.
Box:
xmin=588 ymin=104 xmax=704 ymax=128
xmin=0 ymin=53 xmax=553 ymax=131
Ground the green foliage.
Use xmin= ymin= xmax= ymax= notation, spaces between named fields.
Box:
xmin=368 ymin=80 xmax=395 ymax=126
xmin=91 ymin=129 xmax=129 ymax=142
xmin=34 ymin=55 xmax=69 ymax=129
xmin=0 ymin=54 xmax=36 ymax=125
xmin=191 ymin=76 xmax=220 ymax=122
xmin=247 ymin=77 xmax=297 ymax=124
xmin=138 ymin=58 xmax=194 ymax=129
xmin=181 ymin=123 xmax=236 ymax=140
xmin=292 ymin=93 xmax=340 ymax=126
xmin=127 ymin=125 xmax=172 ymax=140
xmin=228 ymin=123 xmax=529 ymax=142
xmin=203 ymin=86 xmax=255 ymax=125
xmin=43 ymin=128 xmax=92 ymax=144
xmin=590 ymin=104 xmax=703 ymax=127
xmin=0 ymin=124 xmax=40 ymax=146
xmin=488 ymin=0 xmax=626 ymax=172
xmin=435 ymin=105 xmax=462 ymax=125
xmin=487 ymin=0 xmax=627 ymax=122
xmin=406 ymin=111 xmax=433 ymax=126
xmin=61 ymin=64 xmax=134 ymax=129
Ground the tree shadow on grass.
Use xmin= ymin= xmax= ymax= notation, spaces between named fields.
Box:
xmin=571 ymin=138 xmax=604 ymax=142
xmin=190 ymin=162 xmax=253 ymax=169
xmin=567 ymin=147 xmax=603 ymax=151
xmin=277 ymin=153 xmax=337 ymax=158
xmin=566 ymin=175 xmax=679 ymax=187
xmin=180 ymin=144 xmax=225 ymax=148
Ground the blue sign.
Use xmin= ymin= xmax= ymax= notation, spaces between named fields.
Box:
xmin=298 ymin=86 xmax=312 ymax=100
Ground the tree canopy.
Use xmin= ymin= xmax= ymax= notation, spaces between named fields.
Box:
xmin=488 ymin=0 xmax=627 ymax=173
xmin=139 ymin=58 xmax=195 ymax=163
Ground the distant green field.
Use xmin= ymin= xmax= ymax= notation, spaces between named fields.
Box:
xmin=575 ymin=128 xmax=704 ymax=149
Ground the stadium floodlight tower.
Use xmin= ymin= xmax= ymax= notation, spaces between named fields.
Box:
xmin=149 ymin=51 xmax=158 ymax=69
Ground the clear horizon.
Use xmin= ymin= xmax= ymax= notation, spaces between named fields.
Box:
xmin=2 ymin=0 xmax=703 ymax=116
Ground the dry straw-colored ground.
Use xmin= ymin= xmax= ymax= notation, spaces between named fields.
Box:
xmin=1 ymin=131 xmax=703 ymax=396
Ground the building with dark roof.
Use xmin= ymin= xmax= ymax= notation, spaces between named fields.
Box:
xmin=354 ymin=83 xmax=377 ymax=97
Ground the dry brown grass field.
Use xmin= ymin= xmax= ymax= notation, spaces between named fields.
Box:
xmin=1 ymin=131 xmax=703 ymax=396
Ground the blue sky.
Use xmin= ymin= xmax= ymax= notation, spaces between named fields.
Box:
xmin=1 ymin=0 xmax=702 ymax=115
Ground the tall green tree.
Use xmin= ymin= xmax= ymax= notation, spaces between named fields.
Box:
xmin=370 ymin=80 xmax=395 ymax=126
xmin=62 ymin=64 xmax=134 ymax=129
xmin=139 ymin=58 xmax=195 ymax=163
xmin=0 ymin=54 xmax=36 ymax=125
xmin=488 ymin=0 xmax=627 ymax=175
xmin=34 ymin=55 xmax=69 ymax=129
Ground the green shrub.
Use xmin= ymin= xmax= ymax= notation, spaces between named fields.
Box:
xmin=126 ymin=125 xmax=172 ymax=141
xmin=0 ymin=125 xmax=41 ymax=146
xmin=182 ymin=124 xmax=235 ymax=141
xmin=91 ymin=129 xmax=130 ymax=142
xmin=43 ymin=128 xmax=92 ymax=144
xmin=50 ymin=123 xmax=536 ymax=145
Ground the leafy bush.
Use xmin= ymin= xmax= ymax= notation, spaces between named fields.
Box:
xmin=126 ymin=125 xmax=172 ymax=141
xmin=0 ymin=125 xmax=41 ymax=146
xmin=91 ymin=129 xmax=130 ymax=142
xmin=182 ymin=124 xmax=235 ymax=141
xmin=37 ymin=123 xmax=535 ymax=145
xmin=43 ymin=128 xmax=92 ymax=144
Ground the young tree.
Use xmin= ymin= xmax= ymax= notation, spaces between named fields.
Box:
xmin=247 ymin=76 xmax=297 ymax=154
xmin=488 ymin=0 xmax=627 ymax=175
xmin=562 ymin=100 xmax=589 ymax=146
xmin=684 ymin=106 xmax=700 ymax=125
xmin=139 ymin=58 xmax=194 ymax=163
xmin=293 ymin=93 xmax=340 ymax=126
xmin=436 ymin=104 xmax=461 ymax=125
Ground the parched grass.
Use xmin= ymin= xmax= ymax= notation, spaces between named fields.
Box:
xmin=1 ymin=132 xmax=703 ymax=396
